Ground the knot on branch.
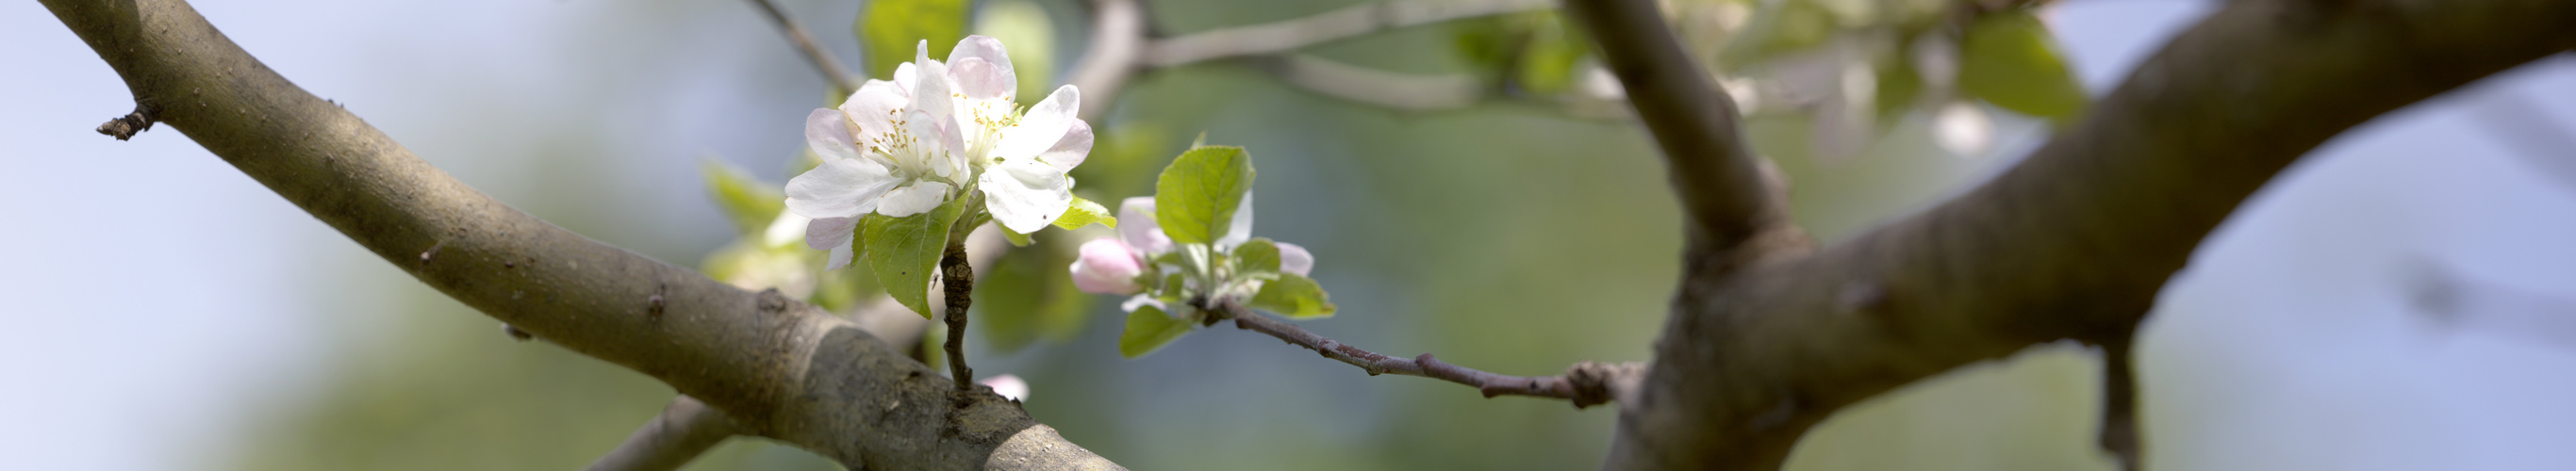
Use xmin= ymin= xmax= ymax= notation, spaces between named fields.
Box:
xmin=95 ymin=103 xmax=159 ymax=140
xmin=1562 ymin=362 xmax=1646 ymax=409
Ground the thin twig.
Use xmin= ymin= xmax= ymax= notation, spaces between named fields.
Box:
xmin=1144 ymin=0 xmax=1553 ymax=68
xmin=1216 ymin=301 xmax=1638 ymax=408
xmin=2098 ymin=338 xmax=2139 ymax=471
xmin=745 ymin=0 xmax=863 ymax=92
xmin=94 ymin=102 xmax=157 ymax=140
xmin=1257 ymin=55 xmax=1485 ymax=110
xmin=940 ymin=237 xmax=976 ymax=393
xmin=582 ymin=396 xmax=741 ymax=471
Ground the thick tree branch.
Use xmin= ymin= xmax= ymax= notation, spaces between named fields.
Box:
xmin=1215 ymin=301 xmax=1642 ymax=408
xmin=745 ymin=0 xmax=863 ymax=93
xmin=584 ymin=396 xmax=741 ymax=471
xmin=1594 ymin=0 xmax=2576 ymax=469
xmin=1562 ymin=0 xmax=1804 ymax=273
xmin=41 ymin=1 xmax=1116 ymax=469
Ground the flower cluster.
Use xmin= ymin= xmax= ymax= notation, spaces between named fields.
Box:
xmin=785 ymin=36 xmax=1094 ymax=268
xmin=1071 ymin=197 xmax=1313 ymax=317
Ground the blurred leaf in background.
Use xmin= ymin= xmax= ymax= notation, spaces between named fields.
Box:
xmin=861 ymin=0 xmax=969 ymax=78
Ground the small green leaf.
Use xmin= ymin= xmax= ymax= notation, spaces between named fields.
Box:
xmin=1233 ymin=237 xmax=1280 ymax=276
xmin=1118 ymin=305 xmax=1194 ymax=358
xmin=1515 ymin=12 xmax=1590 ymax=95
xmin=1957 ymin=9 xmax=2087 ymax=119
xmin=860 ymin=0 xmax=970 ymax=79
xmin=1250 ymin=273 xmax=1335 ymax=319
xmin=1153 ymin=146 xmax=1255 ymax=245
xmin=701 ymin=160 xmax=784 ymax=236
xmin=865 ymin=195 xmax=970 ymax=318
xmin=1052 ymin=197 xmax=1117 ymax=231
xmin=999 ymin=224 xmax=1033 ymax=247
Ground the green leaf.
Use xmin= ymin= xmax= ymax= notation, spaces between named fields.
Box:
xmin=1515 ymin=12 xmax=1590 ymax=95
xmin=860 ymin=0 xmax=970 ymax=79
xmin=1250 ymin=273 xmax=1335 ymax=319
xmin=1957 ymin=9 xmax=2087 ymax=120
xmin=1152 ymin=146 xmax=1254 ymax=245
xmin=1233 ymin=237 xmax=1280 ymax=276
xmin=1118 ymin=305 xmax=1195 ymax=358
xmin=999 ymin=224 xmax=1033 ymax=247
xmin=1051 ymin=197 xmax=1117 ymax=231
xmin=701 ymin=160 xmax=784 ymax=236
xmin=974 ymin=245 xmax=1093 ymax=352
xmin=864 ymin=195 xmax=970 ymax=318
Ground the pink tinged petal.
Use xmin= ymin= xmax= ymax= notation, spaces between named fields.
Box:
xmin=840 ymin=81 xmax=909 ymax=144
xmin=994 ymin=85 xmax=1082 ymax=160
xmin=873 ymin=181 xmax=952 ymax=218
xmin=803 ymin=216 xmax=858 ymax=252
xmin=978 ymin=374 xmax=1029 ymax=401
xmin=948 ymin=35 xmax=1015 ymax=83
xmin=979 ymin=160 xmax=1075 ymax=234
xmin=1117 ymin=196 xmax=1170 ymax=254
xmin=892 ymin=63 xmax=919 ymax=94
xmin=1216 ymin=191 xmax=1254 ymax=249
xmin=1069 ymin=237 xmax=1146 ymax=295
xmin=948 ymin=57 xmax=1015 ymax=102
xmin=1276 ymin=242 xmax=1313 ymax=276
xmin=784 ymin=157 xmax=902 ymax=219
xmin=825 ymin=242 xmax=855 ymax=271
xmin=1037 ymin=119 xmax=1094 ymax=173
xmin=805 ymin=109 xmax=863 ymax=162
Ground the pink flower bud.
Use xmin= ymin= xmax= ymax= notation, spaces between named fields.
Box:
xmin=1277 ymin=242 xmax=1313 ymax=277
xmin=1070 ymin=237 xmax=1146 ymax=295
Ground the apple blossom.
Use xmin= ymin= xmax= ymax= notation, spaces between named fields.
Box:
xmin=1277 ymin=242 xmax=1313 ymax=277
xmin=786 ymin=36 xmax=1098 ymax=269
xmin=1070 ymin=238 xmax=1145 ymax=295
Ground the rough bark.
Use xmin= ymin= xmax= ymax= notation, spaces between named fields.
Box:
xmin=1577 ymin=0 xmax=2576 ymax=469
xmin=40 ymin=1 xmax=1118 ymax=469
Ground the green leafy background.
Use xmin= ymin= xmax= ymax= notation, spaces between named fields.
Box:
xmin=215 ymin=1 xmax=2121 ymax=470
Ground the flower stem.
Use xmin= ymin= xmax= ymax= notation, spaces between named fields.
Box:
xmin=939 ymin=236 xmax=975 ymax=395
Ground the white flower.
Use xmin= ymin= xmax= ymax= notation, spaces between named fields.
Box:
xmin=943 ymin=35 xmax=1096 ymax=235
xmin=786 ymin=42 xmax=971 ymax=268
xmin=789 ymin=36 xmax=1096 ymax=269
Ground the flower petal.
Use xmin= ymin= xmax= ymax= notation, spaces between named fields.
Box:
xmin=1070 ymin=237 xmax=1145 ymax=295
xmin=804 ymin=108 xmax=862 ymax=162
xmin=784 ymin=156 xmax=901 ymax=219
xmin=978 ymin=160 xmax=1074 ymax=234
xmin=947 ymin=36 xmax=1016 ymax=101
xmin=825 ymin=242 xmax=855 ymax=271
xmin=1037 ymin=119 xmax=1093 ymax=173
xmin=948 ymin=35 xmax=1014 ymax=82
xmin=994 ymin=85 xmax=1081 ymax=159
xmin=949 ymin=57 xmax=1015 ymax=103
xmin=837 ymin=81 xmax=908 ymax=149
xmin=1116 ymin=196 xmax=1170 ymax=254
xmin=803 ymin=216 xmax=857 ymax=252
xmin=1276 ymin=242 xmax=1313 ymax=276
xmin=1216 ymin=191 xmax=1253 ymax=249
xmin=892 ymin=62 xmax=919 ymax=94
xmin=874 ymin=181 xmax=952 ymax=218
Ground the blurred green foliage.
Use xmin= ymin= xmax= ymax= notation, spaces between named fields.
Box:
xmin=233 ymin=1 xmax=2121 ymax=470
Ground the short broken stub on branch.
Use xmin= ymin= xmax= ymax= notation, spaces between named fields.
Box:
xmin=96 ymin=103 xmax=157 ymax=140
